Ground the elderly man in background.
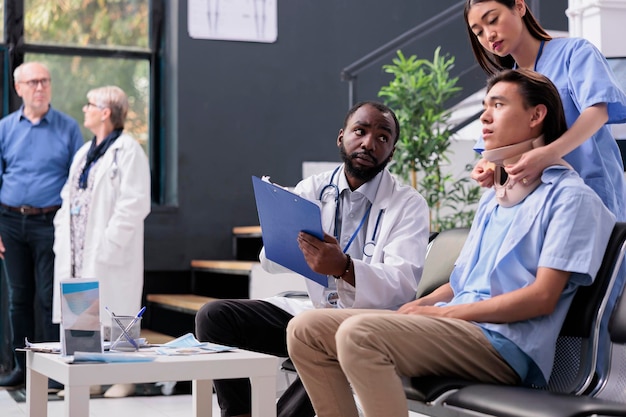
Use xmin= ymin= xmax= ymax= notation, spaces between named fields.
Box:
xmin=0 ymin=61 xmax=83 ymax=389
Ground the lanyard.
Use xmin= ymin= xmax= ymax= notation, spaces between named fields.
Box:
xmin=341 ymin=204 xmax=372 ymax=254
xmin=513 ymin=39 xmax=544 ymax=71
xmin=534 ymin=40 xmax=545 ymax=71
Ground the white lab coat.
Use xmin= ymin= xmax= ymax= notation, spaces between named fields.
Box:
xmin=52 ymin=133 xmax=151 ymax=323
xmin=261 ymin=166 xmax=429 ymax=316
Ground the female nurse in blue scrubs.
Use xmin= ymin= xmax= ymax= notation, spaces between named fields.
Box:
xmin=464 ymin=0 xmax=626 ymax=220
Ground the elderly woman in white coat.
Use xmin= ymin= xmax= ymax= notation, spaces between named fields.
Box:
xmin=52 ymin=85 xmax=151 ymax=397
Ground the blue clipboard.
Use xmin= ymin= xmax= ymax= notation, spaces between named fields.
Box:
xmin=252 ymin=176 xmax=328 ymax=287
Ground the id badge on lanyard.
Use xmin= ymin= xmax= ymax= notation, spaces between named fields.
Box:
xmin=322 ymin=277 xmax=339 ymax=308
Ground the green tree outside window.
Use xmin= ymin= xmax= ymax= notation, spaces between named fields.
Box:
xmin=23 ymin=0 xmax=150 ymax=152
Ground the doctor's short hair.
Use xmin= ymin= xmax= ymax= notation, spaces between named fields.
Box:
xmin=343 ymin=101 xmax=401 ymax=144
xmin=87 ymin=85 xmax=129 ymax=130
xmin=486 ymin=69 xmax=567 ymax=145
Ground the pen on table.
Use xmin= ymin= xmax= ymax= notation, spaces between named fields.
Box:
xmin=122 ymin=306 xmax=146 ymax=333
xmin=110 ymin=306 xmax=146 ymax=349
xmin=106 ymin=306 xmax=140 ymax=350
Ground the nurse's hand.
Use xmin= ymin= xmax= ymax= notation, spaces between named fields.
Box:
xmin=0 ymin=234 xmax=4 ymax=259
xmin=506 ymin=146 xmax=559 ymax=186
xmin=297 ymin=232 xmax=345 ymax=276
xmin=471 ymin=158 xmax=494 ymax=188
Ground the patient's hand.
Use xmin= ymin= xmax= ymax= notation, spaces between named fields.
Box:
xmin=471 ymin=158 xmax=494 ymax=188
xmin=397 ymin=298 xmax=431 ymax=314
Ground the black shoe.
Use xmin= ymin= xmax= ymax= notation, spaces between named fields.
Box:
xmin=48 ymin=378 xmax=63 ymax=394
xmin=0 ymin=369 xmax=25 ymax=389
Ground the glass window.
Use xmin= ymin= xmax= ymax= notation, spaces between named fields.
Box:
xmin=4 ymin=0 xmax=159 ymax=202
xmin=0 ymin=2 xmax=4 ymax=39
xmin=25 ymin=0 xmax=149 ymax=49
xmin=26 ymin=53 xmax=150 ymax=155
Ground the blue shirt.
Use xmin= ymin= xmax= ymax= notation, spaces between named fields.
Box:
xmin=0 ymin=105 xmax=83 ymax=207
xmin=440 ymin=166 xmax=615 ymax=386
xmin=475 ymin=38 xmax=626 ymax=221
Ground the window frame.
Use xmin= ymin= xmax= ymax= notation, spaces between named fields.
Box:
xmin=1 ymin=0 xmax=165 ymax=204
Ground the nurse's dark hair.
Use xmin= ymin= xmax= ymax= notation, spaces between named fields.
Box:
xmin=464 ymin=0 xmax=552 ymax=75
xmin=343 ymin=101 xmax=401 ymax=143
xmin=486 ymin=69 xmax=566 ymax=145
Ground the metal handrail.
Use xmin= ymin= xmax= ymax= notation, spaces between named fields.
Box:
xmin=341 ymin=2 xmax=466 ymax=107
xmin=340 ymin=0 xmax=543 ymax=128
xmin=341 ymin=2 xmax=465 ymax=80
xmin=450 ymin=110 xmax=483 ymax=135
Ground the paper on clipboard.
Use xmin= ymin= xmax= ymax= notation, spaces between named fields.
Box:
xmin=252 ymin=176 xmax=328 ymax=287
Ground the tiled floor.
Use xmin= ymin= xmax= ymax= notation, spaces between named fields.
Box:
xmin=0 ymin=391 xmax=213 ymax=417
xmin=1 ymin=388 xmax=219 ymax=417
xmin=1 ymin=385 xmax=431 ymax=416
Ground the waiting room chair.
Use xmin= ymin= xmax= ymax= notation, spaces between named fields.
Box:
xmin=412 ymin=222 xmax=626 ymax=417
xmin=444 ymin=223 xmax=626 ymax=416
xmin=415 ymin=227 xmax=469 ymax=299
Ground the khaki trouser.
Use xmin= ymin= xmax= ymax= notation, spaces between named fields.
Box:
xmin=287 ymin=309 xmax=520 ymax=417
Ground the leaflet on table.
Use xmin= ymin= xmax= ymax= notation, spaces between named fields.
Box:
xmin=19 ymin=339 xmax=62 ymax=353
xmin=21 ymin=339 xmax=149 ymax=353
xmin=154 ymin=332 xmax=235 ymax=355
xmin=252 ymin=175 xmax=328 ymax=287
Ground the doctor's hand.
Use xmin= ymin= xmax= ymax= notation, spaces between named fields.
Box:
xmin=471 ymin=158 xmax=494 ymax=188
xmin=297 ymin=232 xmax=346 ymax=277
xmin=506 ymin=146 xmax=558 ymax=187
xmin=0 ymin=234 xmax=5 ymax=259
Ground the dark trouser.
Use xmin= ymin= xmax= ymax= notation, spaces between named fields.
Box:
xmin=195 ymin=299 xmax=315 ymax=417
xmin=0 ymin=208 xmax=59 ymax=373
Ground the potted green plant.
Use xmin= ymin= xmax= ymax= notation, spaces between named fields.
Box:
xmin=379 ymin=48 xmax=481 ymax=232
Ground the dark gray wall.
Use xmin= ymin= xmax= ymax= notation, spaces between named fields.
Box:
xmin=144 ymin=0 xmax=568 ymax=272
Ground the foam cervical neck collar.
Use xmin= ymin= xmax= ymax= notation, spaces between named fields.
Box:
xmin=481 ymin=136 xmax=543 ymax=207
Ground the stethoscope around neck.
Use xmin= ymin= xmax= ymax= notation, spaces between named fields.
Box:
xmin=318 ymin=166 xmax=384 ymax=257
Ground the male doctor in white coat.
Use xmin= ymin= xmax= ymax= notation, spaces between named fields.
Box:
xmin=195 ymin=101 xmax=430 ymax=417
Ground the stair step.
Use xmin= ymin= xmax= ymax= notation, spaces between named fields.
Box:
xmin=146 ymin=294 xmax=217 ymax=314
xmin=190 ymin=260 xmax=258 ymax=275
xmin=140 ymin=328 xmax=175 ymax=344
xmin=232 ymin=225 xmax=262 ymax=237
xmin=232 ymin=226 xmax=263 ymax=261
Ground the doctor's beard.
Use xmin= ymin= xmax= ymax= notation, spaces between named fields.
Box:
xmin=340 ymin=142 xmax=391 ymax=183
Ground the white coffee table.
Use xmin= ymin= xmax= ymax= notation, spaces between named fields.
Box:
xmin=26 ymin=349 xmax=278 ymax=417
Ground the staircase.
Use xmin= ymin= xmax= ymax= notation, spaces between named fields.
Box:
xmin=145 ymin=226 xmax=263 ymax=337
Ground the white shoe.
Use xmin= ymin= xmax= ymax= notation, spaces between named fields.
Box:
xmin=155 ymin=381 xmax=177 ymax=396
xmin=57 ymin=385 xmax=102 ymax=398
xmin=103 ymin=383 xmax=135 ymax=398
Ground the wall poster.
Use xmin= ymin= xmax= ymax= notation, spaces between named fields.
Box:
xmin=188 ymin=0 xmax=278 ymax=43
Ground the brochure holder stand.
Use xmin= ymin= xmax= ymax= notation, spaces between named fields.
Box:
xmin=60 ymin=279 xmax=103 ymax=356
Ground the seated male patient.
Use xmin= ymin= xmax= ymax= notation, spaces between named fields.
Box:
xmin=286 ymin=69 xmax=616 ymax=417
xmin=195 ymin=101 xmax=430 ymax=417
